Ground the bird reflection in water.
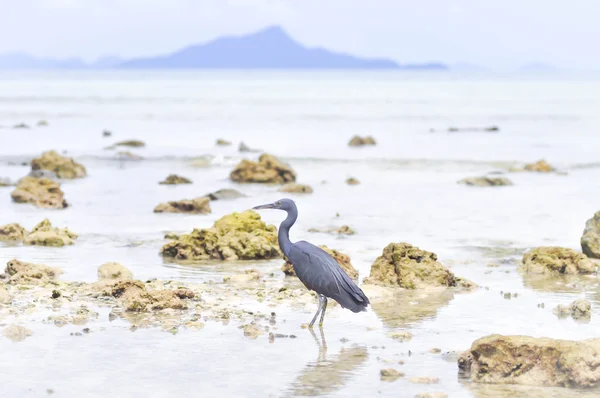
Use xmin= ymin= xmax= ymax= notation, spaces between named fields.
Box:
xmin=286 ymin=328 xmax=369 ymax=396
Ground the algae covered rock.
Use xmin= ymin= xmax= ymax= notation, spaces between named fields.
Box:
xmin=230 ymin=154 xmax=296 ymax=184
xmin=154 ymin=197 xmax=211 ymax=214
xmin=102 ymin=280 xmax=186 ymax=312
xmin=581 ymin=211 xmax=600 ymax=259
xmin=161 ymin=210 xmax=281 ymax=261
xmin=282 ymin=246 xmax=358 ymax=280
xmin=458 ymin=176 xmax=513 ymax=187
xmin=521 ymin=246 xmax=597 ymax=275
xmin=205 ymin=188 xmax=246 ymax=201
xmin=11 ymin=177 xmax=68 ymax=209
xmin=364 ymin=243 xmax=474 ymax=289
xmin=159 ymin=174 xmax=192 ymax=185
xmin=24 ymin=219 xmax=77 ymax=247
xmin=348 ymin=135 xmax=376 ymax=146
xmin=308 ymin=225 xmax=356 ymax=236
xmin=216 ymin=139 xmax=232 ymax=146
xmin=346 ymin=177 xmax=360 ymax=185
xmin=458 ymin=334 xmax=600 ymax=388
xmin=553 ymin=299 xmax=591 ymax=320
xmin=31 ymin=150 xmax=87 ymax=179
xmin=278 ymin=183 xmax=313 ymax=194
xmin=114 ymin=139 xmax=145 ymax=148
xmin=524 ymin=159 xmax=554 ymax=172
xmin=3 ymin=259 xmax=62 ymax=285
xmin=0 ymin=223 xmax=27 ymax=242
xmin=98 ymin=262 xmax=133 ymax=281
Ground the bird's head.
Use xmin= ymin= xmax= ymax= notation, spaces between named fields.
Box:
xmin=252 ymin=198 xmax=295 ymax=212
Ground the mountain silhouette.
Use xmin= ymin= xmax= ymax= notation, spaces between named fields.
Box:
xmin=120 ymin=26 xmax=444 ymax=70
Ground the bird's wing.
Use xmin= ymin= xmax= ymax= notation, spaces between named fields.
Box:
xmin=288 ymin=241 xmax=369 ymax=305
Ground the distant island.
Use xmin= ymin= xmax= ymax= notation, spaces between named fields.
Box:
xmin=0 ymin=26 xmax=447 ymax=70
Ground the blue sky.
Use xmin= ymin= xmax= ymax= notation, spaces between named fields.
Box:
xmin=0 ymin=0 xmax=596 ymax=69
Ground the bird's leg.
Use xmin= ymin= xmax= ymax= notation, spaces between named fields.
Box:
xmin=318 ymin=296 xmax=328 ymax=327
xmin=308 ymin=295 xmax=324 ymax=328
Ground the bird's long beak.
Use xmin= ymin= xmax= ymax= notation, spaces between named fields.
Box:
xmin=252 ymin=203 xmax=275 ymax=210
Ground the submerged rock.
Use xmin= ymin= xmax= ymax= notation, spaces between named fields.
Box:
xmin=98 ymin=262 xmax=134 ymax=281
xmin=458 ymin=176 xmax=513 ymax=187
xmin=348 ymin=135 xmax=377 ymax=146
xmin=524 ymin=159 xmax=554 ymax=173
xmin=205 ymin=188 xmax=246 ymax=201
xmin=216 ymin=139 xmax=232 ymax=146
xmin=308 ymin=225 xmax=356 ymax=235
xmin=346 ymin=177 xmax=360 ymax=185
xmin=12 ymin=123 xmax=30 ymax=129
xmin=278 ymin=183 xmax=313 ymax=194
xmin=161 ymin=210 xmax=281 ymax=261
xmin=581 ymin=211 xmax=600 ymax=259
xmin=37 ymin=120 xmax=49 ymax=126
xmin=0 ymin=178 xmax=14 ymax=187
xmin=3 ymin=259 xmax=62 ymax=285
xmin=24 ymin=219 xmax=77 ymax=247
xmin=553 ymin=299 xmax=592 ymax=320
xmin=11 ymin=177 xmax=68 ymax=209
xmin=238 ymin=142 xmax=260 ymax=153
xmin=458 ymin=334 xmax=600 ymax=388
xmin=241 ymin=323 xmax=264 ymax=339
xmin=521 ymin=247 xmax=597 ymax=275
xmin=31 ymin=150 xmax=87 ymax=179
xmin=159 ymin=174 xmax=192 ymax=185
xmin=2 ymin=325 xmax=32 ymax=342
xmin=0 ymin=223 xmax=27 ymax=242
xmin=364 ymin=243 xmax=475 ymax=289
xmin=102 ymin=130 xmax=112 ymax=137
xmin=153 ymin=197 xmax=211 ymax=214
xmin=281 ymin=246 xmax=358 ymax=280
xmin=380 ymin=368 xmax=404 ymax=381
xmin=116 ymin=151 xmax=143 ymax=161
xmin=114 ymin=139 xmax=145 ymax=148
xmin=230 ymin=154 xmax=296 ymax=184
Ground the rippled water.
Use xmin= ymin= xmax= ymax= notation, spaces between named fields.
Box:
xmin=1 ymin=71 xmax=600 ymax=397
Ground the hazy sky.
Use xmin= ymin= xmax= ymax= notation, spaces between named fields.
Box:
xmin=0 ymin=0 xmax=597 ymax=69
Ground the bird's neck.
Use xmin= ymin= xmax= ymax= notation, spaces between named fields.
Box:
xmin=278 ymin=209 xmax=297 ymax=257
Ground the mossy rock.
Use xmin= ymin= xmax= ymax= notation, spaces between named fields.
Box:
xmin=31 ymin=150 xmax=87 ymax=179
xmin=159 ymin=174 xmax=192 ymax=185
xmin=160 ymin=210 xmax=281 ymax=261
xmin=24 ymin=219 xmax=78 ymax=247
xmin=11 ymin=177 xmax=68 ymax=209
xmin=0 ymin=223 xmax=27 ymax=242
xmin=230 ymin=154 xmax=296 ymax=184
xmin=581 ymin=211 xmax=600 ymax=259
xmin=521 ymin=246 xmax=597 ymax=275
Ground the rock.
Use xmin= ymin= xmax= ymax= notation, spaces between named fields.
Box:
xmin=104 ymin=280 xmax=186 ymax=312
xmin=346 ymin=177 xmax=360 ymax=185
xmin=348 ymin=135 xmax=376 ymax=147
xmin=216 ymin=139 xmax=232 ymax=146
xmin=408 ymin=377 xmax=439 ymax=384
xmin=432 ymin=126 xmax=499 ymax=133
xmin=153 ymin=197 xmax=211 ymax=214
xmin=28 ymin=170 xmax=58 ymax=179
xmin=12 ymin=123 xmax=30 ymax=129
xmin=458 ymin=334 xmax=600 ymax=388
xmin=31 ymin=150 xmax=87 ymax=179
xmin=364 ymin=243 xmax=475 ymax=289
xmin=0 ymin=178 xmax=14 ymax=187
xmin=37 ymin=120 xmax=49 ymax=126
xmin=380 ymin=368 xmax=404 ymax=381
xmin=97 ymin=262 xmax=133 ymax=281
xmin=278 ymin=183 xmax=313 ymax=194
xmin=0 ymin=223 xmax=27 ymax=242
xmin=205 ymin=188 xmax=246 ymax=201
xmin=239 ymin=142 xmax=260 ymax=152
xmin=308 ymin=225 xmax=356 ymax=235
xmin=161 ymin=210 xmax=281 ymax=261
xmin=241 ymin=323 xmax=264 ymax=339
xmin=114 ymin=139 xmax=145 ymax=148
xmin=3 ymin=259 xmax=62 ymax=285
xmin=224 ymin=269 xmax=261 ymax=284
xmin=24 ymin=219 xmax=78 ymax=247
xmin=581 ymin=211 xmax=600 ymax=259
xmin=164 ymin=232 xmax=181 ymax=240
xmin=3 ymin=325 xmax=32 ymax=342
xmin=282 ymin=246 xmax=358 ymax=279
xmin=159 ymin=174 xmax=192 ymax=185
xmin=458 ymin=176 xmax=513 ymax=187
xmin=102 ymin=130 xmax=112 ymax=137
xmin=415 ymin=393 xmax=447 ymax=398
xmin=389 ymin=331 xmax=413 ymax=342
xmin=230 ymin=154 xmax=296 ymax=184
xmin=524 ymin=159 xmax=554 ymax=172
xmin=553 ymin=299 xmax=591 ymax=320
xmin=0 ymin=284 xmax=11 ymax=304
xmin=11 ymin=177 xmax=68 ymax=209
xmin=521 ymin=247 xmax=597 ymax=275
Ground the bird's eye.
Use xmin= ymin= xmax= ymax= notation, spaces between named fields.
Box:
xmin=277 ymin=201 xmax=281 ymax=206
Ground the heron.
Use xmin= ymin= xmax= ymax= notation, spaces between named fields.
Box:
xmin=253 ymin=198 xmax=370 ymax=328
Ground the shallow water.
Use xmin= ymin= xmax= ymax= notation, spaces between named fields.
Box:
xmin=1 ymin=71 xmax=600 ymax=397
